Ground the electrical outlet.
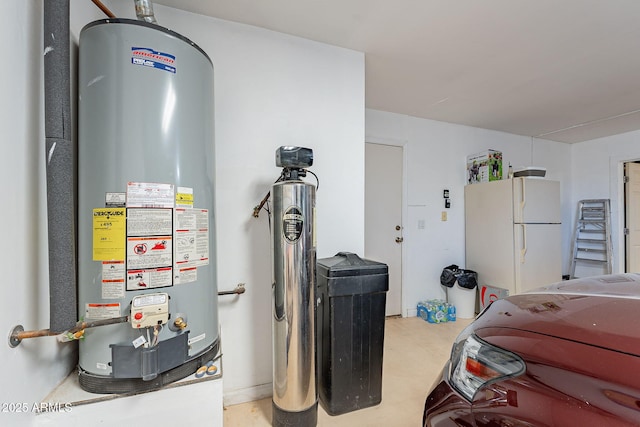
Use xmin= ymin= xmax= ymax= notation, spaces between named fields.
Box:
xmin=441 ymin=211 xmax=447 ymax=221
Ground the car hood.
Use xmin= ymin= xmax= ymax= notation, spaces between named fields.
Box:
xmin=473 ymin=274 xmax=640 ymax=356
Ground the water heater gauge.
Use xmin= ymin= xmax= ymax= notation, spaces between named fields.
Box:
xmin=131 ymin=293 xmax=169 ymax=329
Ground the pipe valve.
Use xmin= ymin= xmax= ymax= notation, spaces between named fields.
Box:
xmin=173 ymin=317 xmax=188 ymax=330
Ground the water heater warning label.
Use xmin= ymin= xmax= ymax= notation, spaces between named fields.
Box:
xmin=102 ymin=261 xmax=125 ymax=299
xmin=127 ymin=208 xmax=172 ymax=236
xmin=174 ymin=208 xmax=209 ymax=284
xmin=127 ymin=267 xmax=173 ymax=290
xmin=176 ymin=187 xmax=193 ymax=208
xmin=126 ymin=235 xmax=173 ymax=290
xmin=85 ymin=303 xmax=120 ymax=320
xmin=126 ymin=206 xmax=174 ymax=290
xmin=127 ymin=182 xmax=175 ymax=208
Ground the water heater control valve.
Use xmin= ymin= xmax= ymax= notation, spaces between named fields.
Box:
xmin=130 ymin=293 xmax=169 ymax=329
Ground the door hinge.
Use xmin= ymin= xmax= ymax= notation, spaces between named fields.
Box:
xmin=623 ymin=175 xmax=630 ymax=183
xmin=624 ymin=228 xmax=630 ymax=235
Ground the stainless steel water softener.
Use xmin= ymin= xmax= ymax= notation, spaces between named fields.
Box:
xmin=271 ymin=147 xmax=317 ymax=427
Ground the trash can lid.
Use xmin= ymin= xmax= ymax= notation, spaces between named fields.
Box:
xmin=317 ymin=252 xmax=388 ymax=277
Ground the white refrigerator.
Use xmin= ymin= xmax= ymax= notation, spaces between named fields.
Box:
xmin=464 ymin=177 xmax=562 ymax=296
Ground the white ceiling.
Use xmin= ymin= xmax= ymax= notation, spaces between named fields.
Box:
xmin=155 ymin=0 xmax=640 ymax=143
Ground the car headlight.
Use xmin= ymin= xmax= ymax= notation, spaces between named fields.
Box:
xmin=449 ymin=333 xmax=525 ymax=401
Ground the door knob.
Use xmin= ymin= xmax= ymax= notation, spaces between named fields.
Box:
xmin=395 ymin=237 xmax=403 ymax=243
xmin=395 ymin=225 xmax=401 ymax=231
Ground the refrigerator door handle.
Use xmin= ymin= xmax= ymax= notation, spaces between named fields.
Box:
xmin=520 ymin=224 xmax=527 ymax=264
xmin=519 ymin=178 xmax=526 ymax=216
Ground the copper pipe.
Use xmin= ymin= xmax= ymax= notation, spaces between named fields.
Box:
xmin=9 ymin=316 xmax=129 ymax=347
xmin=15 ymin=328 xmax=55 ymax=340
xmin=91 ymin=0 xmax=116 ymax=18
xmin=253 ymin=191 xmax=270 ymax=218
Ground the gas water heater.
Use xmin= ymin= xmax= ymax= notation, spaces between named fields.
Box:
xmin=77 ymin=19 xmax=218 ymax=393
xmin=271 ymin=147 xmax=318 ymax=427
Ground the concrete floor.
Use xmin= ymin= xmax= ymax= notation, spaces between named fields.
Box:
xmin=223 ymin=316 xmax=472 ymax=426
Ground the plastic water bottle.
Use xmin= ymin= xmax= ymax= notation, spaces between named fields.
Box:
xmin=448 ymin=305 xmax=457 ymax=322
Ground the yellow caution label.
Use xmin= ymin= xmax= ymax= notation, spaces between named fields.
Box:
xmin=93 ymin=208 xmax=126 ymax=261
xmin=176 ymin=192 xmax=194 ymax=207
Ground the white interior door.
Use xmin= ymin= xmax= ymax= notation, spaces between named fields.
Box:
xmin=625 ymin=162 xmax=640 ymax=272
xmin=365 ymin=143 xmax=402 ymax=316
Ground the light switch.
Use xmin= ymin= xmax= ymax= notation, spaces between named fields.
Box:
xmin=441 ymin=211 xmax=447 ymax=221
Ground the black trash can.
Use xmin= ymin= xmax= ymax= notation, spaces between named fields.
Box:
xmin=316 ymin=252 xmax=389 ymax=415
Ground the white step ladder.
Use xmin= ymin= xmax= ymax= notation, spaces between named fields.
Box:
xmin=569 ymin=199 xmax=613 ymax=278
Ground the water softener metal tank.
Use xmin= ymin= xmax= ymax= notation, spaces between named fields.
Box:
xmin=272 ymin=166 xmax=317 ymax=426
xmin=77 ymin=19 xmax=218 ymax=393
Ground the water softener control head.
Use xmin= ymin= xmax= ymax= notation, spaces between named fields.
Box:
xmin=275 ymin=146 xmax=313 ymax=169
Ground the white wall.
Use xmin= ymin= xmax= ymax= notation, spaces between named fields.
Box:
xmin=0 ymin=3 xmax=78 ymax=426
xmin=570 ymin=130 xmax=640 ymax=274
xmin=68 ymin=1 xmax=364 ymax=405
xmin=365 ymin=109 xmax=572 ymax=316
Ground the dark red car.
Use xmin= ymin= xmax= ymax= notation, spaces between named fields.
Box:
xmin=423 ymin=274 xmax=640 ymax=426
